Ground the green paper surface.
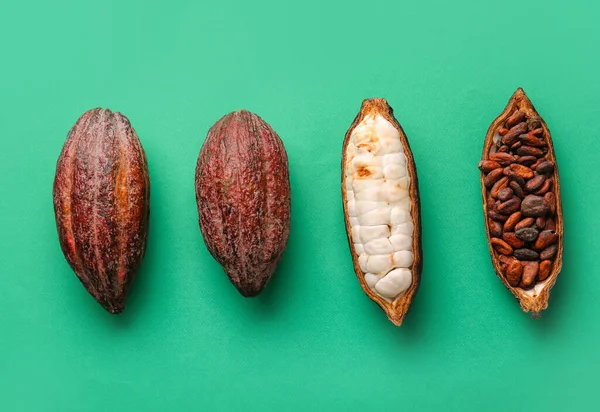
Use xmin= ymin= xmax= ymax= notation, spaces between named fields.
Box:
xmin=1 ymin=0 xmax=598 ymax=410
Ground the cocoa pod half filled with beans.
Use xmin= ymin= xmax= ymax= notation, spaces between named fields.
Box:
xmin=479 ymin=88 xmax=563 ymax=315
xmin=53 ymin=109 xmax=150 ymax=314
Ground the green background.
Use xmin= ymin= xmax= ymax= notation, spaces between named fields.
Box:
xmin=1 ymin=0 xmax=598 ymax=410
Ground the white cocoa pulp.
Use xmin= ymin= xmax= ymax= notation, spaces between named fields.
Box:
xmin=344 ymin=114 xmax=414 ymax=301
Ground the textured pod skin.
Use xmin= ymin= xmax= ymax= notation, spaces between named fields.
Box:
xmin=195 ymin=110 xmax=291 ymax=297
xmin=53 ymin=109 xmax=150 ymax=314
xmin=481 ymin=88 xmax=563 ymax=315
xmin=341 ymin=98 xmax=423 ymax=326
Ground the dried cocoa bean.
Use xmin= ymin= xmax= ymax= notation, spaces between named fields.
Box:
xmin=498 ymin=127 xmax=509 ymax=136
xmin=498 ymin=187 xmax=513 ymax=201
xmin=515 ymin=227 xmax=539 ymax=242
xmin=498 ymin=145 xmax=509 ymax=153
xmin=497 ymin=197 xmax=521 ymax=214
xmin=538 ymin=260 xmax=552 ymax=281
xmin=517 ymin=156 xmax=537 ymax=166
xmin=489 ymin=219 xmax=503 ymax=238
xmin=491 ymin=238 xmax=513 ymax=255
xmin=533 ymin=179 xmax=552 ymax=195
xmin=342 ymin=98 xmax=422 ymax=326
xmin=515 ymin=217 xmax=535 ymax=231
xmin=533 ymin=230 xmax=558 ymax=250
xmin=535 ymin=217 xmax=546 ymax=230
xmin=503 ymin=211 xmax=522 ymax=232
xmin=510 ymin=181 xmax=524 ymax=198
xmin=510 ymin=141 xmax=522 ymax=150
xmin=506 ymin=111 xmax=526 ymax=128
xmin=544 ymin=192 xmax=556 ymax=214
xmin=525 ymin=175 xmax=546 ymax=193
xmin=503 ymin=232 xmax=525 ymax=249
xmin=196 ymin=110 xmax=291 ymax=297
xmin=53 ymin=108 xmax=150 ymax=314
xmin=509 ymin=164 xmax=534 ymax=180
xmin=527 ymin=117 xmax=542 ymax=130
xmin=505 ymin=259 xmax=523 ymax=287
xmin=513 ymin=248 xmax=539 ymax=261
xmin=502 ymin=122 xmax=528 ymax=145
xmin=519 ymin=132 xmax=547 ymax=147
xmin=521 ymin=195 xmax=548 ymax=217
xmin=490 ymin=177 xmax=509 ymax=198
xmin=490 ymin=152 xmax=514 ymax=166
xmin=478 ymin=160 xmax=501 ymax=173
xmin=520 ymin=262 xmax=539 ymax=289
xmin=540 ymin=244 xmax=558 ymax=260
xmin=536 ymin=160 xmax=554 ymax=175
xmin=517 ymin=145 xmax=544 ymax=157
xmin=546 ymin=218 xmax=556 ymax=231
xmin=484 ymin=168 xmax=505 ymax=188
xmin=488 ymin=209 xmax=509 ymax=222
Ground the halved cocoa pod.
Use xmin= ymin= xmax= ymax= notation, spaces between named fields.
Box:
xmin=479 ymin=88 xmax=563 ymax=315
xmin=341 ymin=98 xmax=422 ymax=326
xmin=195 ymin=110 xmax=291 ymax=297
xmin=53 ymin=108 xmax=150 ymax=314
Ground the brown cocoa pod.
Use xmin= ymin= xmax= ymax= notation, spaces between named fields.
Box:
xmin=53 ymin=108 xmax=150 ymax=314
xmin=520 ymin=261 xmax=539 ymax=289
xmin=503 ymin=211 xmax=522 ymax=231
xmin=515 ymin=217 xmax=535 ymax=231
xmin=503 ymin=232 xmax=525 ymax=249
xmin=342 ymin=98 xmax=422 ymax=326
xmin=533 ymin=230 xmax=558 ymax=250
xmin=533 ymin=178 xmax=552 ymax=195
xmin=510 ymin=181 xmax=524 ymax=198
xmin=525 ymin=175 xmax=546 ymax=193
xmin=491 ymin=238 xmax=513 ymax=255
xmin=489 ymin=219 xmax=503 ymax=238
xmin=478 ymin=160 xmax=501 ymax=173
xmin=497 ymin=197 xmax=521 ymax=214
xmin=480 ymin=88 xmax=563 ymax=314
xmin=484 ymin=168 xmax=505 ymax=188
xmin=490 ymin=176 xmax=509 ymax=198
xmin=489 ymin=152 xmax=514 ymax=166
xmin=517 ymin=145 xmax=544 ymax=157
xmin=505 ymin=259 xmax=523 ymax=287
xmin=538 ymin=260 xmax=552 ymax=281
xmin=196 ymin=110 xmax=291 ymax=297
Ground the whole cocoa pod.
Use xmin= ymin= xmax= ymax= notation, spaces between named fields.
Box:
xmin=53 ymin=108 xmax=150 ymax=314
xmin=195 ymin=110 xmax=291 ymax=297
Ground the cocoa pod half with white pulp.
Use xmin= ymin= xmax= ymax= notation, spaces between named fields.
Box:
xmin=53 ymin=109 xmax=150 ymax=314
xmin=195 ymin=110 xmax=291 ymax=297
xmin=342 ymin=98 xmax=423 ymax=326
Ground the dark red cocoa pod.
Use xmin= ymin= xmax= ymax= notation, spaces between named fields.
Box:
xmin=195 ymin=110 xmax=291 ymax=297
xmin=53 ymin=108 xmax=150 ymax=314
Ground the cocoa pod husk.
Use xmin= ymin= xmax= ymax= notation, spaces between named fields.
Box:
xmin=480 ymin=88 xmax=563 ymax=315
xmin=341 ymin=98 xmax=422 ymax=326
xmin=53 ymin=108 xmax=150 ymax=314
xmin=195 ymin=110 xmax=291 ymax=297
